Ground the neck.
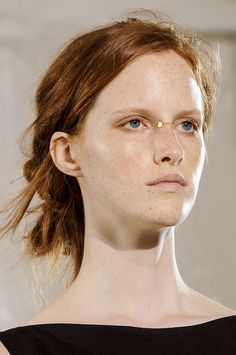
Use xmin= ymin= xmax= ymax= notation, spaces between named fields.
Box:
xmin=65 ymin=227 xmax=190 ymax=326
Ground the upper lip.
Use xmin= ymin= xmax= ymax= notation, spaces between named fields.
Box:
xmin=147 ymin=173 xmax=187 ymax=186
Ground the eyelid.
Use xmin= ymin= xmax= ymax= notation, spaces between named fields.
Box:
xmin=120 ymin=116 xmax=147 ymax=128
xmin=121 ymin=115 xmax=202 ymax=127
xmin=174 ymin=117 xmax=202 ymax=128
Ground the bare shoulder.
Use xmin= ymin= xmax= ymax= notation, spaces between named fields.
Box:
xmin=24 ymin=286 xmax=236 ymax=327
xmin=187 ymin=287 xmax=236 ymax=318
xmin=23 ymin=293 xmax=68 ymax=326
xmin=0 ymin=342 xmax=10 ymax=355
xmin=23 ymin=304 xmax=58 ymax=326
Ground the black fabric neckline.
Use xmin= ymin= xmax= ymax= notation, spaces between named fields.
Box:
xmin=12 ymin=314 xmax=236 ymax=334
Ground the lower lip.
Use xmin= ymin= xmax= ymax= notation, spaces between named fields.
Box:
xmin=148 ymin=182 xmax=184 ymax=192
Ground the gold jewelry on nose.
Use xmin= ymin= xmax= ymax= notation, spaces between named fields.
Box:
xmin=157 ymin=121 xmax=163 ymax=128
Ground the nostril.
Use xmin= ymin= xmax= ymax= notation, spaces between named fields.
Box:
xmin=161 ymin=157 xmax=171 ymax=162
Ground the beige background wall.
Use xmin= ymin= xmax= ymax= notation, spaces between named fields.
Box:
xmin=0 ymin=0 xmax=235 ymax=330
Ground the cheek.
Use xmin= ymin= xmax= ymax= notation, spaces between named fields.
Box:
xmin=87 ymin=136 xmax=143 ymax=185
xmin=193 ymin=139 xmax=205 ymax=169
xmin=79 ymin=135 xmax=145 ymax=211
xmin=185 ymin=138 xmax=206 ymax=188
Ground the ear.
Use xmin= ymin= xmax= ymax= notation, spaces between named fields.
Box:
xmin=49 ymin=131 xmax=81 ymax=177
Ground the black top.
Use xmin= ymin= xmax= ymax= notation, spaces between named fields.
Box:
xmin=1 ymin=315 xmax=236 ymax=355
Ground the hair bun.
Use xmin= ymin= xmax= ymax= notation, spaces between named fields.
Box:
xmin=23 ymin=158 xmax=36 ymax=182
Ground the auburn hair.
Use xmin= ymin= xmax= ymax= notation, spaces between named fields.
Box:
xmin=0 ymin=9 xmax=221 ymax=286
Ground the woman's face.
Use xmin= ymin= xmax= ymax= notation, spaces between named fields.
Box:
xmin=72 ymin=50 xmax=206 ymax=228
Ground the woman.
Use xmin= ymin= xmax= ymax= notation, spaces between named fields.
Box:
xmin=0 ymin=8 xmax=236 ymax=355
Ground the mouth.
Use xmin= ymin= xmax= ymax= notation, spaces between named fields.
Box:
xmin=147 ymin=173 xmax=187 ymax=192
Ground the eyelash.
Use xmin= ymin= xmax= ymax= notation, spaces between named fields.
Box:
xmin=121 ymin=117 xmax=200 ymax=134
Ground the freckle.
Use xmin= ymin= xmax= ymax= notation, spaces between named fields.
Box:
xmin=149 ymin=207 xmax=152 ymax=211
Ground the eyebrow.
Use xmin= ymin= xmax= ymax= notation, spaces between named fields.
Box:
xmin=111 ymin=107 xmax=204 ymax=120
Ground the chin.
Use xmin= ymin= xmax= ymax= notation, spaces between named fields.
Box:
xmin=145 ymin=201 xmax=193 ymax=227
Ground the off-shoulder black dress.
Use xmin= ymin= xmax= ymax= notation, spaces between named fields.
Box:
xmin=0 ymin=315 xmax=236 ymax=354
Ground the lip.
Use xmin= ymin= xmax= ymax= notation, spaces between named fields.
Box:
xmin=148 ymin=181 xmax=184 ymax=192
xmin=147 ymin=173 xmax=187 ymax=187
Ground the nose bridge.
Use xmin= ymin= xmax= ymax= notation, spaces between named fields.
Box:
xmin=152 ymin=121 xmax=185 ymax=162
xmin=153 ymin=121 xmax=179 ymax=143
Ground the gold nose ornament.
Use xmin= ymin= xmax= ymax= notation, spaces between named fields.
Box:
xmin=155 ymin=121 xmax=174 ymax=134
xmin=157 ymin=121 xmax=164 ymax=128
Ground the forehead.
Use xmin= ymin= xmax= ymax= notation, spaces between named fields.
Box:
xmin=88 ymin=50 xmax=202 ymax=118
xmin=119 ymin=50 xmax=194 ymax=79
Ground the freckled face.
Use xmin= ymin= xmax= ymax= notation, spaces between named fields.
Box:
xmin=73 ymin=50 xmax=206 ymax=228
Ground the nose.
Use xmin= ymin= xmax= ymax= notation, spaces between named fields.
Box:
xmin=152 ymin=122 xmax=185 ymax=165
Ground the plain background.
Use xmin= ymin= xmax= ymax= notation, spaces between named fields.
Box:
xmin=0 ymin=0 xmax=235 ymax=330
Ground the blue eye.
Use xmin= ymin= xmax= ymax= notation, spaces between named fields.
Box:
xmin=123 ymin=119 xmax=144 ymax=129
xmin=179 ymin=120 xmax=199 ymax=132
xmin=181 ymin=121 xmax=195 ymax=131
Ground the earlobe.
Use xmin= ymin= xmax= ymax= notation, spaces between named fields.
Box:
xmin=49 ymin=131 xmax=81 ymax=176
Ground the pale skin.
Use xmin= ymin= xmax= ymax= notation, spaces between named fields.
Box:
xmin=21 ymin=50 xmax=235 ymax=329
